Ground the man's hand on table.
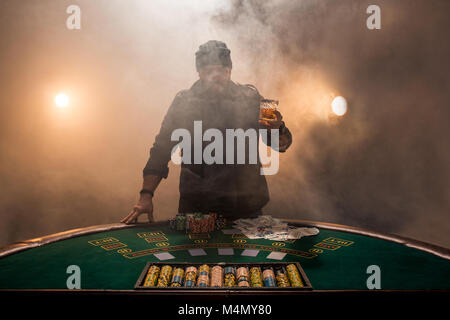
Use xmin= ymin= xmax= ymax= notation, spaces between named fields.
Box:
xmin=121 ymin=193 xmax=154 ymax=224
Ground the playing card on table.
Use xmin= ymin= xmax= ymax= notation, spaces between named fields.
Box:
xmin=241 ymin=249 xmax=260 ymax=257
xmin=188 ymin=249 xmax=207 ymax=256
xmin=154 ymin=252 xmax=175 ymax=261
xmin=266 ymin=252 xmax=287 ymax=260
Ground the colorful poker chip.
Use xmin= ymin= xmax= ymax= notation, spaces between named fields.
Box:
xmin=275 ymin=268 xmax=290 ymax=287
xmin=286 ymin=264 xmax=304 ymax=287
xmin=184 ymin=266 xmax=198 ymax=287
xmin=224 ymin=266 xmax=236 ymax=287
xmin=197 ymin=264 xmax=210 ymax=287
xmin=262 ymin=268 xmax=276 ymax=287
xmin=170 ymin=267 xmax=185 ymax=287
xmin=236 ymin=267 xmax=249 ymax=287
xmin=249 ymin=267 xmax=263 ymax=287
xmin=216 ymin=215 xmax=227 ymax=229
xmin=211 ymin=265 xmax=223 ymax=287
xmin=209 ymin=213 xmax=217 ymax=232
xmin=143 ymin=265 xmax=160 ymax=287
xmin=194 ymin=212 xmax=203 ymax=218
xmin=176 ymin=214 xmax=186 ymax=231
xmin=185 ymin=214 xmax=194 ymax=231
xmin=224 ymin=273 xmax=236 ymax=287
xmin=157 ymin=265 xmax=173 ymax=287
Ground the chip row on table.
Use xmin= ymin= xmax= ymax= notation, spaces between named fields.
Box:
xmin=170 ymin=267 xmax=185 ymax=287
xmin=184 ymin=266 xmax=197 ymax=287
xmin=249 ymin=267 xmax=263 ymax=287
xmin=286 ymin=263 xmax=305 ymax=287
xmin=156 ymin=265 xmax=173 ymax=287
xmin=143 ymin=265 xmax=160 ymax=287
xmin=197 ymin=264 xmax=210 ymax=287
xmin=275 ymin=267 xmax=290 ymax=287
xmin=236 ymin=266 xmax=250 ymax=287
xmin=211 ymin=265 xmax=223 ymax=287
xmin=224 ymin=266 xmax=236 ymax=287
xmin=143 ymin=264 xmax=304 ymax=288
xmin=262 ymin=268 xmax=276 ymax=287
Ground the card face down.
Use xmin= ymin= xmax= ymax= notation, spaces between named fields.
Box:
xmin=153 ymin=252 xmax=175 ymax=261
xmin=218 ymin=248 xmax=234 ymax=255
xmin=188 ymin=249 xmax=207 ymax=256
xmin=241 ymin=249 xmax=260 ymax=257
xmin=266 ymin=252 xmax=287 ymax=260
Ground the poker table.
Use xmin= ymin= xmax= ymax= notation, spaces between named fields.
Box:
xmin=0 ymin=219 xmax=449 ymax=294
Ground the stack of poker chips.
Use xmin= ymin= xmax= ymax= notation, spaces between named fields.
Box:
xmin=176 ymin=214 xmax=186 ymax=231
xmin=143 ymin=265 xmax=160 ymax=287
xmin=184 ymin=266 xmax=198 ymax=287
xmin=286 ymin=264 xmax=304 ymax=287
xmin=209 ymin=213 xmax=217 ymax=230
xmin=157 ymin=265 xmax=173 ymax=287
xmin=170 ymin=267 xmax=185 ymax=287
xmin=197 ymin=264 xmax=210 ymax=287
xmin=262 ymin=267 xmax=277 ymax=287
xmin=275 ymin=267 xmax=290 ymax=287
xmin=194 ymin=213 xmax=204 ymax=233
xmin=223 ymin=266 xmax=236 ymax=287
xmin=236 ymin=267 xmax=250 ymax=287
xmin=249 ymin=267 xmax=263 ymax=287
xmin=189 ymin=212 xmax=203 ymax=234
xmin=185 ymin=213 xmax=194 ymax=230
xmin=210 ymin=266 xmax=224 ymax=287
xmin=170 ymin=212 xmax=225 ymax=233
xmin=215 ymin=215 xmax=226 ymax=230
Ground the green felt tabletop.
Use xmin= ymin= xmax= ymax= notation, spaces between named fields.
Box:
xmin=0 ymin=223 xmax=449 ymax=290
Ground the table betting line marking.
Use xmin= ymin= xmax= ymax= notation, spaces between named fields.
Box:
xmin=122 ymin=243 xmax=317 ymax=259
xmin=86 ymin=234 xmax=355 ymax=260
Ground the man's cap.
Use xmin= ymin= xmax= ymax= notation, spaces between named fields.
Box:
xmin=195 ymin=40 xmax=232 ymax=71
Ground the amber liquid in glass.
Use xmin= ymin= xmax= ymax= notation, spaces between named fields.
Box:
xmin=260 ymin=99 xmax=278 ymax=120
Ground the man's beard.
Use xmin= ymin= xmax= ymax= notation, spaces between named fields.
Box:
xmin=202 ymin=80 xmax=229 ymax=97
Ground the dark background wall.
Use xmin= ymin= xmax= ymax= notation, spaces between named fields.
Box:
xmin=0 ymin=0 xmax=449 ymax=248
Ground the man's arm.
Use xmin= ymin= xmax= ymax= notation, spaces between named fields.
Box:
xmin=142 ymin=174 xmax=163 ymax=192
xmin=142 ymin=92 xmax=186 ymax=178
xmin=277 ymin=122 xmax=293 ymax=152
xmin=121 ymin=92 xmax=185 ymax=224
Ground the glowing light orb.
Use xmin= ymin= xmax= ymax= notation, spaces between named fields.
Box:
xmin=331 ymin=96 xmax=347 ymax=116
xmin=55 ymin=93 xmax=69 ymax=108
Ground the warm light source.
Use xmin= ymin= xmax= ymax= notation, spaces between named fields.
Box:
xmin=331 ymin=96 xmax=347 ymax=116
xmin=55 ymin=93 xmax=69 ymax=108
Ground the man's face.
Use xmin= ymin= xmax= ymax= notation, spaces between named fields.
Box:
xmin=198 ymin=65 xmax=231 ymax=93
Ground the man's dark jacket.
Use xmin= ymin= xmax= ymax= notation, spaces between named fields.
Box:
xmin=143 ymin=80 xmax=292 ymax=218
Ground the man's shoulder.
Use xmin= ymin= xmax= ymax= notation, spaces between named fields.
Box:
xmin=234 ymin=82 xmax=262 ymax=99
xmin=174 ymin=89 xmax=191 ymax=99
xmin=173 ymin=81 xmax=262 ymax=100
xmin=174 ymin=80 xmax=202 ymax=100
xmin=171 ymin=89 xmax=196 ymax=107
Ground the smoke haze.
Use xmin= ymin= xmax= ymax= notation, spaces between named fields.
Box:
xmin=0 ymin=0 xmax=449 ymax=248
